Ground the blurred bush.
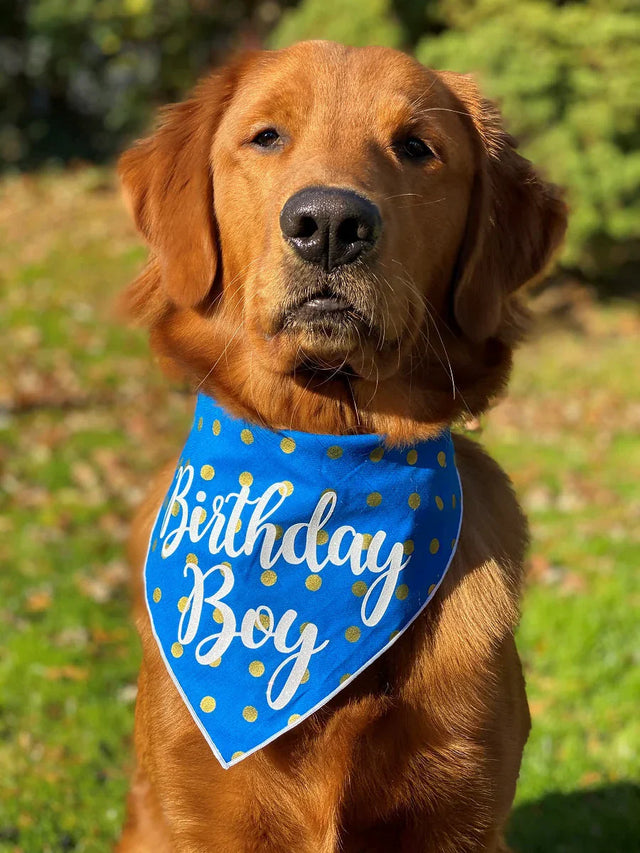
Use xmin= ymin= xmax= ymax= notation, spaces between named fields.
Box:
xmin=273 ymin=0 xmax=403 ymax=51
xmin=2 ymin=0 xmax=638 ymax=286
xmin=415 ymin=0 xmax=640 ymax=283
xmin=0 ymin=0 xmax=289 ymax=168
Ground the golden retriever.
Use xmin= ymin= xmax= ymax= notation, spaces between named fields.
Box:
xmin=116 ymin=40 xmax=566 ymax=853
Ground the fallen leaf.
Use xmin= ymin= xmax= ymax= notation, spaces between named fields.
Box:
xmin=25 ymin=590 xmax=52 ymax=613
xmin=44 ymin=666 xmax=89 ymax=682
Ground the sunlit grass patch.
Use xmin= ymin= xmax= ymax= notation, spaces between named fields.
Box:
xmin=1 ymin=171 xmax=638 ymax=851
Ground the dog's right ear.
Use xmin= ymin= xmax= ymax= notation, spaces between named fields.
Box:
xmin=118 ymin=55 xmax=253 ymax=314
xmin=440 ymin=72 xmax=567 ymax=343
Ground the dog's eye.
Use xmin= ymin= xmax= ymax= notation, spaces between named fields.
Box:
xmin=397 ymin=137 xmax=435 ymax=161
xmin=251 ymin=128 xmax=281 ymax=148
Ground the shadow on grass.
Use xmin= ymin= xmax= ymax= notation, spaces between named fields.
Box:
xmin=508 ymin=783 xmax=640 ymax=853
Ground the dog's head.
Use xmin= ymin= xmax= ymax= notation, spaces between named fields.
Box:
xmin=119 ymin=41 xmax=566 ymax=441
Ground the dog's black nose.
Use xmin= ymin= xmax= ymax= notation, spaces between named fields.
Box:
xmin=280 ymin=187 xmax=381 ymax=272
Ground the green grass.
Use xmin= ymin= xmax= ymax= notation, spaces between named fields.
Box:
xmin=1 ymin=171 xmax=638 ymax=852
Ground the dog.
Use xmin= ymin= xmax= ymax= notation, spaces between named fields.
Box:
xmin=116 ymin=40 xmax=566 ymax=853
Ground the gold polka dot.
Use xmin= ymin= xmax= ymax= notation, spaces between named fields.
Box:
xmin=435 ymin=495 xmax=444 ymax=510
xmin=261 ymin=570 xmax=277 ymax=587
xmin=200 ymin=696 xmax=216 ymax=713
xmin=367 ymin=492 xmax=382 ymax=507
xmin=407 ymin=449 xmax=418 ymax=465
xmin=274 ymin=524 xmax=283 ymax=540
xmin=241 ymin=429 xmax=254 ymax=445
xmin=249 ymin=660 xmax=265 ymax=677
xmin=369 ymin=447 xmax=384 ymax=462
xmin=428 ymin=583 xmax=436 ymax=595
xmin=389 ymin=630 xmax=399 ymax=640
xmin=279 ymin=480 xmax=294 ymax=496
xmin=339 ymin=673 xmax=351 ymax=684
xmin=430 ymin=538 xmax=440 ymax=554
xmin=316 ymin=529 xmax=329 ymax=546
xmin=351 ymin=580 xmax=368 ymax=597
xmin=362 ymin=533 xmax=372 ymax=550
xmin=437 ymin=451 xmax=447 ymax=467
xmin=210 ymin=658 xmax=221 ymax=667
xmin=212 ymin=419 xmax=221 ymax=436
xmin=177 ymin=596 xmax=189 ymax=612
xmin=243 ymin=706 xmax=258 ymax=723
xmin=171 ymin=501 xmax=180 ymax=517
xmin=408 ymin=493 xmax=421 ymax=509
xmin=301 ymin=668 xmax=310 ymax=684
xmin=403 ymin=539 xmax=414 ymax=555
xmin=345 ymin=626 xmax=361 ymax=643
xmin=395 ymin=584 xmax=409 ymax=600
xmin=200 ymin=464 xmax=215 ymax=480
xmin=151 ymin=539 xmax=158 ymax=552
xmin=327 ymin=445 xmax=343 ymax=460
xmin=258 ymin=612 xmax=271 ymax=630
xmin=197 ymin=508 xmax=207 ymax=523
xmin=280 ymin=437 xmax=296 ymax=454
xmin=231 ymin=751 xmax=244 ymax=759
xmin=452 ymin=494 xmax=457 ymax=509
xmin=288 ymin=714 xmax=301 ymax=725
xmin=152 ymin=587 xmax=162 ymax=603
xmin=305 ymin=574 xmax=322 ymax=591
xmin=213 ymin=608 xmax=224 ymax=624
xmin=197 ymin=417 xmax=203 ymax=431
xmin=171 ymin=642 xmax=183 ymax=658
xmin=186 ymin=553 xmax=198 ymax=565
xmin=239 ymin=471 xmax=253 ymax=487
xmin=299 ymin=621 xmax=309 ymax=634
xmin=235 ymin=519 xmax=242 ymax=533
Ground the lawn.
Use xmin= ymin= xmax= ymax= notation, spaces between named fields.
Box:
xmin=0 ymin=170 xmax=638 ymax=853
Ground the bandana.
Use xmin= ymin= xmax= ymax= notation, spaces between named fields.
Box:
xmin=144 ymin=394 xmax=462 ymax=768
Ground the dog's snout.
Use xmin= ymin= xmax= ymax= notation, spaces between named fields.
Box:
xmin=280 ymin=187 xmax=381 ymax=272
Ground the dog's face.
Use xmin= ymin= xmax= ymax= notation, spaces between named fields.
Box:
xmin=212 ymin=44 xmax=473 ymax=382
xmin=120 ymin=41 xmax=566 ymax=441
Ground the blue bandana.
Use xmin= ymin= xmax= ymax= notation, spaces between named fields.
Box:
xmin=144 ymin=394 xmax=462 ymax=768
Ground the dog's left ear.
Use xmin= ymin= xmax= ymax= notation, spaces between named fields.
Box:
xmin=118 ymin=55 xmax=253 ymax=310
xmin=440 ymin=72 xmax=568 ymax=343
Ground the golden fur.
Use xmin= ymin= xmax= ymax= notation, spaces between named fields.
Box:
xmin=116 ymin=40 xmax=566 ymax=852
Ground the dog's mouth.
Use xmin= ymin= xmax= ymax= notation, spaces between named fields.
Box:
xmin=280 ymin=290 xmax=367 ymax=336
xmin=260 ymin=267 xmax=400 ymax=379
xmin=291 ymin=294 xmax=353 ymax=318
xmin=258 ymin=287 xmax=365 ymax=376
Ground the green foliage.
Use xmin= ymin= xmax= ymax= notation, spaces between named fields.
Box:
xmin=416 ymin=0 xmax=640 ymax=279
xmin=0 ymin=0 xmax=277 ymax=168
xmin=271 ymin=0 xmax=402 ymax=50
xmin=2 ymin=1 xmax=639 ymax=272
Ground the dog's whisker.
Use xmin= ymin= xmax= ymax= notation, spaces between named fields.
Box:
xmin=379 ymin=258 xmax=464 ymax=405
xmin=288 ymin=369 xmax=317 ymax=430
xmin=195 ymin=320 xmax=244 ymax=391
xmin=418 ymin=107 xmax=474 ymax=119
xmin=344 ymin=374 xmax=362 ymax=428
xmin=414 ymin=299 xmax=458 ymax=401
xmin=399 ymin=197 xmax=447 ymax=210
xmin=383 ymin=193 xmax=424 ymax=201
xmin=204 ymin=257 xmax=262 ymax=318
